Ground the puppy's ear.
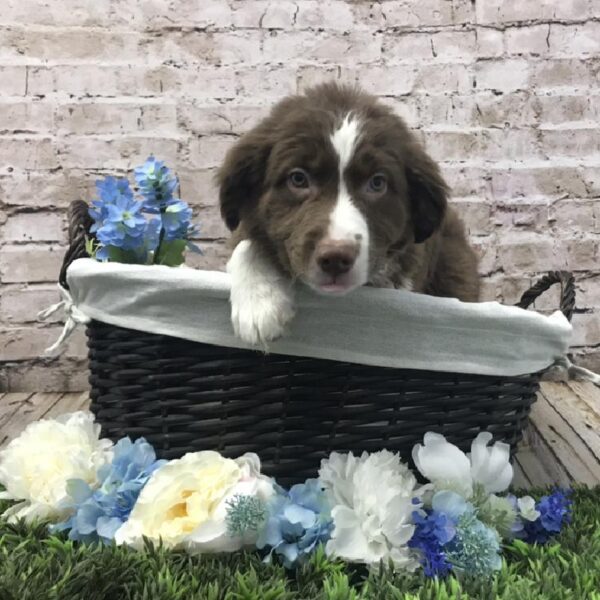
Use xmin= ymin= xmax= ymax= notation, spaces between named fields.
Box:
xmin=405 ymin=146 xmax=449 ymax=243
xmin=217 ymin=128 xmax=271 ymax=231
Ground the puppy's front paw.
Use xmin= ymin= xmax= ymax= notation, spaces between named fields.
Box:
xmin=230 ymin=283 xmax=295 ymax=346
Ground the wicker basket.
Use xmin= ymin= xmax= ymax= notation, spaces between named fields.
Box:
xmin=61 ymin=201 xmax=576 ymax=486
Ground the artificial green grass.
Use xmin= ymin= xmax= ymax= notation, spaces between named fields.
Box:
xmin=0 ymin=487 xmax=599 ymax=600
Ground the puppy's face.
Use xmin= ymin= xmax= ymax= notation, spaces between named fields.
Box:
xmin=218 ymin=84 xmax=448 ymax=294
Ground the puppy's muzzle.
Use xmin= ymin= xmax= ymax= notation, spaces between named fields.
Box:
xmin=315 ymin=241 xmax=358 ymax=277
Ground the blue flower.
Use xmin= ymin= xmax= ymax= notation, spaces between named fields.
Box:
xmin=409 ymin=510 xmax=455 ymax=577
xmin=89 ymin=176 xmax=133 ymax=232
xmin=54 ymin=437 xmax=166 ymax=544
xmin=161 ymin=200 xmax=193 ymax=241
xmin=134 ymin=156 xmax=178 ymax=207
xmin=257 ymin=479 xmax=333 ymax=568
xmin=519 ymin=489 xmax=572 ymax=544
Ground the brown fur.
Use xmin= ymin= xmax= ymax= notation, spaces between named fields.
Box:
xmin=217 ymin=82 xmax=480 ymax=302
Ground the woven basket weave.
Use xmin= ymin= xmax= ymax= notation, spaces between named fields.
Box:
xmin=61 ymin=200 xmax=576 ymax=486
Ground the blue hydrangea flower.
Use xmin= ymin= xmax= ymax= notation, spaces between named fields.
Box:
xmin=409 ymin=510 xmax=455 ymax=577
xmin=134 ymin=156 xmax=178 ymax=208
xmin=94 ymin=194 xmax=147 ymax=250
xmin=54 ymin=437 xmax=166 ymax=544
xmin=161 ymin=200 xmax=193 ymax=241
xmin=257 ymin=479 xmax=333 ymax=568
xmin=519 ymin=489 xmax=572 ymax=544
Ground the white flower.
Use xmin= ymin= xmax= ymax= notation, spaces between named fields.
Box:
xmin=412 ymin=432 xmax=513 ymax=498
xmin=318 ymin=450 xmax=424 ymax=571
xmin=517 ymin=496 xmax=541 ymax=522
xmin=0 ymin=411 xmax=112 ymax=522
xmin=114 ymin=451 xmax=274 ymax=553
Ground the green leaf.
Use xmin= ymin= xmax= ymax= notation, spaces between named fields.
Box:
xmin=155 ymin=239 xmax=187 ymax=267
xmin=107 ymin=247 xmax=140 ymax=264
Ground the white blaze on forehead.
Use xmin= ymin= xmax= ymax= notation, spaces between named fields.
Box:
xmin=328 ymin=113 xmax=369 ymax=251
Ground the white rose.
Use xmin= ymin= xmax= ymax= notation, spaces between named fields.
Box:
xmin=0 ymin=411 xmax=113 ymax=522
xmin=114 ymin=451 xmax=274 ymax=553
xmin=319 ymin=450 xmax=425 ymax=571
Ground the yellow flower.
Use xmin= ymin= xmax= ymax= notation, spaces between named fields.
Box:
xmin=114 ymin=451 xmax=274 ymax=552
xmin=0 ymin=412 xmax=113 ymax=522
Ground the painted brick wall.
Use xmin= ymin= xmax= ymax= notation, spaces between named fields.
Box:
xmin=1 ymin=0 xmax=599 ymax=391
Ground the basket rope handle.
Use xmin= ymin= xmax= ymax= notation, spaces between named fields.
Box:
xmin=59 ymin=200 xmax=93 ymax=289
xmin=515 ymin=271 xmax=575 ymax=322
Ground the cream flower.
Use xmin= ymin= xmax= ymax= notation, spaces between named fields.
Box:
xmin=319 ymin=450 xmax=424 ymax=571
xmin=114 ymin=451 xmax=274 ymax=553
xmin=0 ymin=411 xmax=112 ymax=522
xmin=517 ymin=496 xmax=541 ymax=522
xmin=412 ymin=432 xmax=514 ymax=498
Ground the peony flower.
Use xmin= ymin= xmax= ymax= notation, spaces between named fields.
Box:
xmin=319 ymin=450 xmax=425 ymax=571
xmin=114 ymin=451 xmax=274 ymax=553
xmin=257 ymin=479 xmax=333 ymax=568
xmin=412 ymin=432 xmax=513 ymax=498
xmin=0 ymin=412 xmax=112 ymax=522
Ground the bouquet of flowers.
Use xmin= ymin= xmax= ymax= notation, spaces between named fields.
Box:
xmin=86 ymin=157 xmax=200 ymax=267
xmin=0 ymin=413 xmax=571 ymax=579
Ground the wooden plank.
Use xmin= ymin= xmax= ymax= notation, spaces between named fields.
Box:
xmin=0 ymin=393 xmax=34 ymax=430
xmin=0 ymin=393 xmax=64 ymax=447
xmin=540 ymin=382 xmax=600 ymax=464
xmin=515 ymin=445 xmax=569 ymax=488
xmin=565 ymin=381 xmax=600 ymax=420
xmin=44 ymin=392 xmax=90 ymax=419
xmin=529 ymin=394 xmax=600 ymax=485
xmin=512 ymin=456 xmax=532 ymax=490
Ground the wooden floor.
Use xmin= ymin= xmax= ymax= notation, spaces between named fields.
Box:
xmin=1 ymin=382 xmax=599 ymax=489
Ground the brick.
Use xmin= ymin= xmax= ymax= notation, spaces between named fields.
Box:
xmin=0 ymin=100 xmax=54 ymax=132
xmin=474 ymin=60 xmax=530 ymax=92
xmin=140 ymin=31 xmax=264 ymax=66
xmin=383 ymin=33 xmax=433 ymax=61
xmin=452 ymin=198 xmax=493 ymax=235
xmin=263 ymin=32 xmax=381 ymax=64
xmin=28 ymin=65 xmax=170 ymax=97
xmin=383 ymin=0 xmax=469 ymax=27
xmin=0 ymin=244 xmax=66 ymax=283
xmin=493 ymin=198 xmax=550 ymax=230
xmin=539 ymin=127 xmax=600 ymax=158
xmin=548 ymin=200 xmax=597 ymax=231
xmin=498 ymin=235 xmax=557 ymax=271
xmin=536 ymin=94 xmax=600 ymax=124
xmin=183 ymin=137 xmax=234 ymax=170
xmin=1 ymin=212 xmax=65 ymax=242
xmin=0 ymin=136 xmax=58 ymax=169
xmin=0 ymin=66 xmax=27 ymax=95
xmin=0 ymin=26 xmax=139 ymax=62
xmin=505 ymin=25 xmax=551 ymax=56
xmin=563 ymin=238 xmax=598 ymax=271
xmin=575 ymin=275 xmax=600 ymax=308
xmin=2 ymin=359 xmax=90 ymax=392
xmin=295 ymin=1 xmax=355 ymax=31
xmin=56 ymin=101 xmax=177 ymax=135
xmin=178 ymin=168 xmax=219 ymax=207
xmin=185 ymin=240 xmax=229 ymax=271
xmin=189 ymin=205 xmax=229 ymax=240
xmin=431 ymin=31 xmax=477 ymax=60
xmin=0 ymin=326 xmax=86 ymax=360
xmin=344 ymin=65 xmax=417 ymax=96
xmin=136 ymin=0 xmax=233 ymax=29
xmin=58 ymin=136 xmax=180 ymax=169
xmin=476 ymin=0 xmax=591 ymax=24
xmin=0 ymin=169 xmax=95 ymax=208
xmin=413 ymin=64 xmax=472 ymax=93
xmin=474 ymin=92 xmax=538 ymax=128
xmin=0 ymin=284 xmax=61 ymax=323
xmin=471 ymin=240 xmax=498 ymax=276
xmin=178 ymin=103 xmax=270 ymax=136
xmin=549 ymin=23 xmax=600 ymax=57
xmin=530 ymin=59 xmax=600 ymax=91
xmin=476 ymin=29 xmax=504 ymax=58
xmin=570 ymin=313 xmax=600 ymax=347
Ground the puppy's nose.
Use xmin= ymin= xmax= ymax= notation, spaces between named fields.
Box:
xmin=316 ymin=241 xmax=358 ymax=276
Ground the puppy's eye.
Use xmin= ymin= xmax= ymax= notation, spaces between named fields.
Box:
xmin=366 ymin=173 xmax=387 ymax=195
xmin=288 ymin=169 xmax=310 ymax=190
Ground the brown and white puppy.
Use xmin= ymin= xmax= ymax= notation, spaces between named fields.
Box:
xmin=217 ymin=83 xmax=480 ymax=345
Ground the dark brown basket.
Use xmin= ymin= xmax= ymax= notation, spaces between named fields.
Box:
xmin=61 ymin=201 xmax=576 ymax=486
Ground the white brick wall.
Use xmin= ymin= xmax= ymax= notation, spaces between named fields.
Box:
xmin=1 ymin=0 xmax=599 ymax=391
